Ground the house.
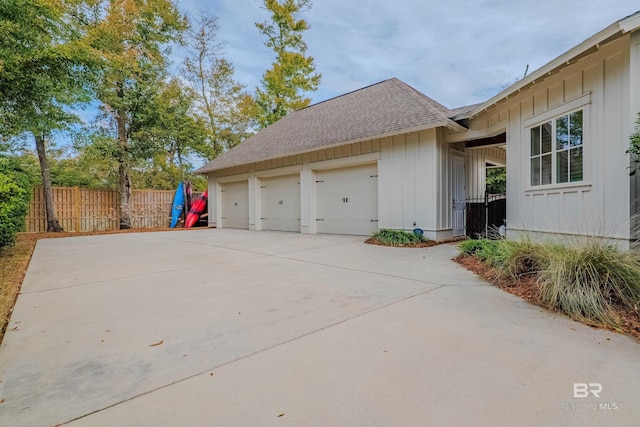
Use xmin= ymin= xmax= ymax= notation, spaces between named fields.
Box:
xmin=196 ymin=11 xmax=640 ymax=249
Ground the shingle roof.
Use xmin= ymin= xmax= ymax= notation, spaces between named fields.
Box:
xmin=447 ymin=103 xmax=482 ymax=120
xmin=195 ymin=78 xmax=464 ymax=173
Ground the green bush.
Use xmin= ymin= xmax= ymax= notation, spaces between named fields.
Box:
xmin=0 ymin=156 xmax=33 ymax=247
xmin=461 ymin=238 xmax=640 ymax=327
xmin=538 ymin=242 xmax=640 ymax=326
xmin=459 ymin=238 xmax=543 ymax=277
xmin=370 ymin=229 xmax=427 ymax=246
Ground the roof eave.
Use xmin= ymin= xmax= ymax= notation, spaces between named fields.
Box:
xmin=464 ymin=14 xmax=640 ymax=119
xmin=196 ymin=121 xmax=460 ymax=175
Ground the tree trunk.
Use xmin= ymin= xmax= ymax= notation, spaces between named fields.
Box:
xmin=35 ymin=134 xmax=63 ymax=232
xmin=118 ymin=162 xmax=131 ymax=229
xmin=116 ymin=82 xmax=132 ymax=229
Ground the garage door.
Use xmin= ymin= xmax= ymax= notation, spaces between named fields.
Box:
xmin=221 ymin=181 xmax=249 ymax=229
xmin=315 ymin=163 xmax=378 ymax=235
xmin=260 ymin=174 xmax=300 ymax=232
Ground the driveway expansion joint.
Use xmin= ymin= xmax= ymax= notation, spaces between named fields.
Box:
xmin=59 ymin=284 xmax=446 ymax=425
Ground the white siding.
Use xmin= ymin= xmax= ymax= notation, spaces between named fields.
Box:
xmin=463 ymin=35 xmax=635 ymax=244
xmin=207 ymin=177 xmax=217 ymax=228
xmin=377 ymin=129 xmax=453 ymax=240
xmin=630 ymin=30 xmax=640 ymax=239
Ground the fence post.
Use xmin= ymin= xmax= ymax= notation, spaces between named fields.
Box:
xmin=74 ymin=186 xmax=81 ymax=232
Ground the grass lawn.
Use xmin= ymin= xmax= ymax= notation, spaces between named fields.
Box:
xmin=0 ymin=234 xmax=37 ymax=345
xmin=0 ymin=228 xmax=192 ymax=345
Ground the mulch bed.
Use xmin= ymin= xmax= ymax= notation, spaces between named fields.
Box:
xmin=365 ymin=236 xmax=467 ymax=248
xmin=16 ymin=226 xmax=195 ymax=243
xmin=455 ymin=253 xmax=640 ymax=340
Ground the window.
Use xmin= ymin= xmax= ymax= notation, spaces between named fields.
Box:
xmin=530 ymin=110 xmax=583 ymax=186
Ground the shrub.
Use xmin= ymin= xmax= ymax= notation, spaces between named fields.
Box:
xmin=459 ymin=238 xmax=545 ymax=278
xmin=459 ymin=239 xmax=492 ymax=255
xmin=462 ymin=237 xmax=640 ymax=328
xmin=538 ymin=242 xmax=640 ymax=326
xmin=0 ymin=156 xmax=33 ymax=248
xmin=370 ymin=229 xmax=427 ymax=246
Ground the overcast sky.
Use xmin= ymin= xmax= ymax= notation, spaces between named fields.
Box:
xmin=177 ymin=0 xmax=639 ymax=109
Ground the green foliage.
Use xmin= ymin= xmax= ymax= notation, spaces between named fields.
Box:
xmin=131 ymin=78 xmax=213 ymax=168
xmin=460 ymin=238 xmax=547 ymax=279
xmin=0 ymin=0 xmax=95 ymax=138
xmin=486 ymin=167 xmax=506 ymax=194
xmin=459 ymin=239 xmax=512 ymax=268
xmin=461 ymin=238 xmax=640 ymax=327
xmin=0 ymin=156 xmax=34 ymax=247
xmin=538 ymin=242 xmax=640 ymax=326
xmin=85 ymin=0 xmax=187 ymax=227
xmin=628 ymin=112 xmax=640 ymax=175
xmin=370 ymin=229 xmax=427 ymax=246
xmin=255 ymin=0 xmax=321 ymax=128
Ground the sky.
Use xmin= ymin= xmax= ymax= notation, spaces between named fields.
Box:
xmin=177 ymin=0 xmax=639 ymax=109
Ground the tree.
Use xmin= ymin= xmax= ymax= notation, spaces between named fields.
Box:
xmin=0 ymin=155 xmax=34 ymax=247
xmin=87 ymin=0 xmax=187 ymax=228
xmin=130 ymin=77 xmax=212 ymax=188
xmin=0 ymin=0 xmax=95 ymax=231
xmin=628 ymin=113 xmax=640 ymax=175
xmin=254 ymin=0 xmax=321 ymax=128
xmin=486 ymin=167 xmax=506 ymax=194
xmin=183 ymin=13 xmax=255 ymax=155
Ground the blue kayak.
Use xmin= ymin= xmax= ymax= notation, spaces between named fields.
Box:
xmin=170 ymin=182 xmax=185 ymax=228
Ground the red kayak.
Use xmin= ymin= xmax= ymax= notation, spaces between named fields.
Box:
xmin=185 ymin=191 xmax=208 ymax=228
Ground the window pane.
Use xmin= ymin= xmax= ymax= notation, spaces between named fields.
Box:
xmin=542 ymin=122 xmax=552 ymax=153
xmin=570 ymin=110 xmax=583 ymax=147
xmin=570 ymin=147 xmax=583 ymax=182
xmin=557 ymin=150 xmax=569 ymax=183
xmin=531 ymin=126 xmax=540 ymax=155
xmin=542 ymin=154 xmax=552 ymax=185
xmin=556 ymin=115 xmax=569 ymax=150
xmin=531 ymin=157 xmax=540 ymax=186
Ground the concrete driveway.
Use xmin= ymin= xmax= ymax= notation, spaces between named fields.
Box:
xmin=0 ymin=229 xmax=638 ymax=426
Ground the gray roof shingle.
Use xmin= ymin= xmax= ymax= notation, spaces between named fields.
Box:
xmin=447 ymin=103 xmax=482 ymax=120
xmin=196 ymin=78 xmax=462 ymax=173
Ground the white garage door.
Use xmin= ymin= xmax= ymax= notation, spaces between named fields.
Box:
xmin=221 ymin=181 xmax=249 ymax=229
xmin=315 ymin=163 xmax=378 ymax=235
xmin=260 ymin=174 xmax=301 ymax=232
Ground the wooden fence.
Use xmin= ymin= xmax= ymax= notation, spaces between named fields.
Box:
xmin=25 ymin=187 xmax=183 ymax=233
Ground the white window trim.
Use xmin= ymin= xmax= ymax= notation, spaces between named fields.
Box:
xmin=524 ymin=92 xmax=591 ymax=128
xmin=525 ymin=100 xmax=590 ymax=191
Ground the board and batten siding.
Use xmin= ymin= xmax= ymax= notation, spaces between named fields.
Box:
xmin=206 ymin=130 xmax=457 ymax=238
xmin=630 ymin=30 xmax=640 ymax=240
xmin=466 ymin=146 xmax=507 ymax=201
xmin=206 ymin=139 xmax=382 ymax=231
xmin=459 ymin=35 xmax=635 ymax=245
xmin=377 ymin=128 xmax=454 ymax=240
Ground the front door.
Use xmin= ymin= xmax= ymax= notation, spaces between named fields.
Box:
xmin=452 ymin=154 xmax=466 ymax=236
